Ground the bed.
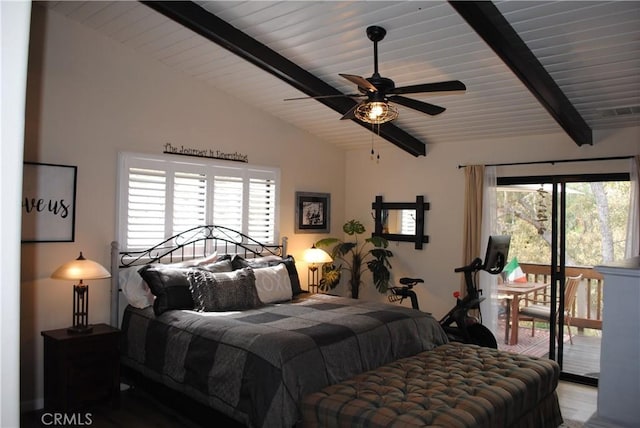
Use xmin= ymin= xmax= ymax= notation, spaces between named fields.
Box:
xmin=110 ymin=225 xmax=449 ymax=428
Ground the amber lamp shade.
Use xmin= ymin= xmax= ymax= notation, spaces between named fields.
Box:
xmin=51 ymin=252 xmax=111 ymax=334
xmin=302 ymin=245 xmax=333 ymax=293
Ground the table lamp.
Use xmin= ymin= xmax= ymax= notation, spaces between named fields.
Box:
xmin=51 ymin=252 xmax=111 ymax=334
xmin=302 ymin=244 xmax=333 ymax=293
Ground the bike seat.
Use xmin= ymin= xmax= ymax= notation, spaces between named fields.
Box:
xmin=399 ymin=277 xmax=424 ymax=286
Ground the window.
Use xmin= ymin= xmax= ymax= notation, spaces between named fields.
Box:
xmin=117 ymin=152 xmax=279 ymax=249
xmin=496 ymin=175 xmax=631 ymax=265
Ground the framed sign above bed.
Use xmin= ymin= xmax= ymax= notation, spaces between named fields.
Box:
xmin=295 ymin=192 xmax=330 ymax=234
xmin=21 ymin=162 xmax=77 ymax=243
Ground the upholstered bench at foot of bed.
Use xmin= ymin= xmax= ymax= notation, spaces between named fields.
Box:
xmin=301 ymin=342 xmax=563 ymax=428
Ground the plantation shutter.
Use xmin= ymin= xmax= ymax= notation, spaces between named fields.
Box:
xmin=249 ymin=176 xmax=276 ymax=243
xmin=118 ymin=153 xmax=279 ymax=250
xmin=172 ymin=171 xmax=207 ymax=236
xmin=126 ymin=167 xmax=166 ymax=249
xmin=212 ymin=175 xmax=243 ymax=232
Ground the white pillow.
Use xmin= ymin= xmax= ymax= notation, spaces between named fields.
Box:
xmin=169 ymin=251 xmax=219 ymax=267
xmin=119 ymin=266 xmax=154 ymax=309
xmin=252 ymin=264 xmax=292 ymax=304
xmin=249 ymin=254 xmax=283 ymax=264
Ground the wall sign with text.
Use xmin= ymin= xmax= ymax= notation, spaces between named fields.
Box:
xmin=21 ymin=162 xmax=77 ymax=243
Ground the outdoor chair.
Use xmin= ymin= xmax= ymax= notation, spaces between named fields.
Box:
xmin=517 ymin=274 xmax=583 ymax=344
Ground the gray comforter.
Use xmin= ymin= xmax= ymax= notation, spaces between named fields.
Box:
xmin=120 ymin=293 xmax=449 ymax=427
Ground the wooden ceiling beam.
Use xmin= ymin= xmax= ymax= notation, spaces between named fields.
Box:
xmin=449 ymin=1 xmax=592 ymax=146
xmin=142 ymin=1 xmax=426 ymax=157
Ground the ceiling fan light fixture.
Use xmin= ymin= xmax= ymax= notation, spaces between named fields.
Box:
xmin=355 ymin=101 xmax=398 ymax=124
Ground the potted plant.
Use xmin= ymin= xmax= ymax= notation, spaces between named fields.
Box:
xmin=316 ymin=219 xmax=393 ymax=299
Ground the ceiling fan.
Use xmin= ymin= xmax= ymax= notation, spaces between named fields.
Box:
xmin=286 ymin=25 xmax=466 ymax=124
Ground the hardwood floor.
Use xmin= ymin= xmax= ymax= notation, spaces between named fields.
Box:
xmin=22 ymin=385 xmax=222 ymax=428
xmin=22 ymin=380 xmax=598 ymax=427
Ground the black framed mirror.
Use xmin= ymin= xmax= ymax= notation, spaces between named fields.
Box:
xmin=371 ymin=195 xmax=429 ymax=249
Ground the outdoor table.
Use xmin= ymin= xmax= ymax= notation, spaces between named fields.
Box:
xmin=497 ymin=282 xmax=550 ymax=345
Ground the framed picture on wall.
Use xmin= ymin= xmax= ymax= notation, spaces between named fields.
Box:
xmin=295 ymin=192 xmax=330 ymax=234
xmin=21 ymin=162 xmax=77 ymax=243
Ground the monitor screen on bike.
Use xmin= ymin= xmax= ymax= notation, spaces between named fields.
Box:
xmin=483 ymin=235 xmax=510 ymax=274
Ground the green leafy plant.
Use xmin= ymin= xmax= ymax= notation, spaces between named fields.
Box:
xmin=316 ymin=219 xmax=393 ymax=299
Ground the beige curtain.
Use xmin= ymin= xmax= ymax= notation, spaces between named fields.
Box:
xmin=461 ymin=165 xmax=485 ymax=294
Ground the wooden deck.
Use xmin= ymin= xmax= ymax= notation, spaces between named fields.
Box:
xmin=497 ymin=262 xmax=605 ymax=381
xmin=496 ymin=319 xmax=601 ymax=379
xmin=561 ymin=333 xmax=601 ymax=378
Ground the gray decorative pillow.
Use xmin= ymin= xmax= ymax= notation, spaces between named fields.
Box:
xmin=138 ymin=265 xmax=194 ymax=316
xmin=187 ymin=267 xmax=263 ymax=312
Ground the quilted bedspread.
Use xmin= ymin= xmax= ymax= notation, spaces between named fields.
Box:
xmin=120 ymin=293 xmax=449 ymax=428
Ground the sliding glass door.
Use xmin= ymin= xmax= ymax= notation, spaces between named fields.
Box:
xmin=495 ymin=173 xmax=630 ymax=385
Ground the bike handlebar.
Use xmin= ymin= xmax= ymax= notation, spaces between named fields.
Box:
xmin=454 ymin=258 xmax=483 ymax=273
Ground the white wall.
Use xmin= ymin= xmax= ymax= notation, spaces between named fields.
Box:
xmin=20 ymin=5 xmax=345 ymax=409
xmin=2 ymin=1 xmax=31 ymax=425
xmin=343 ymin=127 xmax=640 ymax=316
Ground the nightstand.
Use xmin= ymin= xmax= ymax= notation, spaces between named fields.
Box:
xmin=41 ymin=323 xmax=120 ymax=411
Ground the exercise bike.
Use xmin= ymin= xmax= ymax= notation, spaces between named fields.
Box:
xmin=389 ymin=235 xmax=510 ymax=349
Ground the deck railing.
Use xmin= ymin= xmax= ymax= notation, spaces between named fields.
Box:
xmin=519 ymin=263 xmax=603 ymax=330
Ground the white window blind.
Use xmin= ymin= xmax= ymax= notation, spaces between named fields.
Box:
xmin=126 ymin=167 xmax=166 ymax=249
xmin=172 ymin=171 xmax=207 ymax=236
xmin=117 ymin=153 xmax=279 ymax=250
xmin=212 ymin=175 xmax=243 ymax=232
xmin=249 ymin=176 xmax=276 ymax=243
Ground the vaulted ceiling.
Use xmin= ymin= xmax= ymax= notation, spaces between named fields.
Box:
xmin=41 ymin=1 xmax=640 ymax=156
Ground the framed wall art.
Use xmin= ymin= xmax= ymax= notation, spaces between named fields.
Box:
xmin=21 ymin=162 xmax=77 ymax=243
xmin=295 ymin=192 xmax=330 ymax=234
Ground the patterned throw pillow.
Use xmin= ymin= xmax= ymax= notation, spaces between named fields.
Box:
xmin=231 ymin=255 xmax=303 ymax=296
xmin=187 ymin=267 xmax=263 ymax=312
xmin=252 ymin=264 xmax=293 ymax=304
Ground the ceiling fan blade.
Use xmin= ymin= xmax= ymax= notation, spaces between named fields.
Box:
xmin=339 ymin=73 xmax=378 ymax=93
xmin=284 ymin=93 xmax=364 ymax=101
xmin=390 ymin=80 xmax=466 ymax=95
xmin=389 ymin=96 xmax=446 ymax=116
xmin=340 ymin=101 xmax=364 ymax=120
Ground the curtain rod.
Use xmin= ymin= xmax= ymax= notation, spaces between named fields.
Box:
xmin=458 ymin=155 xmax=634 ymax=169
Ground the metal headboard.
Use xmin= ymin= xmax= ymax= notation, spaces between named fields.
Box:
xmin=110 ymin=225 xmax=288 ymax=326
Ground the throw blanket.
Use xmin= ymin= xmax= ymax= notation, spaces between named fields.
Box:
xmin=120 ymin=293 xmax=449 ymax=427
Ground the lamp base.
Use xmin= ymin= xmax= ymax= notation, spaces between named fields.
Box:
xmin=67 ymin=325 xmax=93 ymax=335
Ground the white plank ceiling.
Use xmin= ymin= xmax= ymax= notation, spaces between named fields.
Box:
xmin=40 ymin=1 xmax=640 ymax=155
